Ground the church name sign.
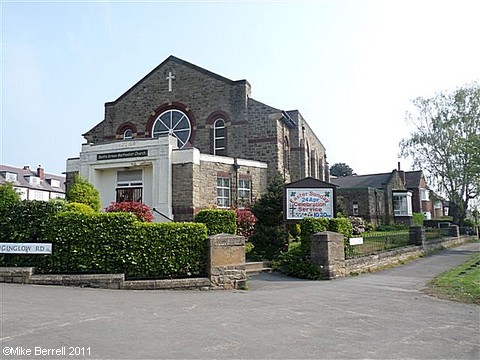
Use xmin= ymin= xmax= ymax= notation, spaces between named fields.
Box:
xmin=97 ymin=150 xmax=148 ymax=161
xmin=286 ymin=188 xmax=334 ymax=220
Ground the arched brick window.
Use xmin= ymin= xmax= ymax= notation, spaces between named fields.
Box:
xmin=146 ymin=102 xmax=196 ymax=148
xmin=116 ymin=122 xmax=137 ymax=140
xmin=207 ymin=111 xmax=230 ymax=156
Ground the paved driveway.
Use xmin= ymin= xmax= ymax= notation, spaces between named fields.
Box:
xmin=1 ymin=243 xmax=479 ymax=359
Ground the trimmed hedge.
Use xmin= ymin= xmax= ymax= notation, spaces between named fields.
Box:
xmin=300 ymin=217 xmax=353 ymax=253
xmin=1 ymin=205 xmax=209 ymax=279
xmin=0 ymin=200 xmax=67 ymax=268
xmin=195 ymin=209 xmax=237 ymax=235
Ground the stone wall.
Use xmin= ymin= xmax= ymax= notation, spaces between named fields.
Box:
xmin=172 ymin=155 xmax=268 ymax=222
xmin=337 ymin=188 xmax=385 ymax=225
xmin=310 ymin=227 xmax=474 ymax=278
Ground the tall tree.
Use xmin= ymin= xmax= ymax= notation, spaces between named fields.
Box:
xmin=400 ymin=83 xmax=480 ymax=224
xmin=330 ymin=163 xmax=354 ymax=177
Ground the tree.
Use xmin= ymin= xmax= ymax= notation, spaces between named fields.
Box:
xmin=400 ymin=83 xmax=480 ymax=225
xmin=66 ymin=174 xmax=101 ymax=212
xmin=0 ymin=182 xmax=21 ymax=209
xmin=250 ymin=173 xmax=287 ymax=260
xmin=330 ymin=163 xmax=354 ymax=177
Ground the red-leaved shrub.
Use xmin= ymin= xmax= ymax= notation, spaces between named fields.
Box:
xmin=105 ymin=202 xmax=154 ymax=222
xmin=235 ymin=208 xmax=257 ymax=239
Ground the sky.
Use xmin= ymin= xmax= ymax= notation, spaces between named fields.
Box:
xmin=1 ymin=0 xmax=480 ymax=177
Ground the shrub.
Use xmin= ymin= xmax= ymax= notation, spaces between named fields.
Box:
xmin=276 ymin=242 xmax=323 ymax=280
xmin=300 ymin=218 xmax=329 ymax=253
xmin=0 ymin=182 xmax=21 ymax=209
xmin=65 ymin=202 xmax=95 ymax=213
xmin=413 ymin=212 xmax=425 ymax=226
xmin=66 ymin=174 xmax=101 ymax=212
xmin=195 ymin=209 xmax=236 ymax=235
xmin=105 ymin=201 xmax=153 ymax=222
xmin=235 ymin=208 xmax=257 ymax=239
xmin=348 ymin=216 xmax=366 ymax=235
xmin=249 ymin=224 xmax=286 ymax=260
xmin=288 ymin=223 xmax=301 ymax=239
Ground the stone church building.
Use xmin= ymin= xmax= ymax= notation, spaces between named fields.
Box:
xmin=67 ymin=56 xmax=328 ymax=221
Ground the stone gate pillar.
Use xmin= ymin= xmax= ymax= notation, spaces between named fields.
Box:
xmin=409 ymin=225 xmax=425 ymax=246
xmin=310 ymin=231 xmax=345 ymax=279
xmin=207 ymin=234 xmax=247 ymax=290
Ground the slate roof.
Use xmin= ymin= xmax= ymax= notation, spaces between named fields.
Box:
xmin=330 ymin=172 xmax=393 ymax=189
xmin=0 ymin=164 xmax=66 ymax=194
xmin=405 ymin=170 xmax=423 ymax=188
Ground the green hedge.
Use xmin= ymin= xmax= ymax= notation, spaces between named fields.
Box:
xmin=194 ymin=209 xmax=237 ymax=235
xmin=300 ymin=217 xmax=353 ymax=253
xmin=0 ymin=200 xmax=66 ymax=268
xmin=1 ymin=205 xmax=209 ymax=279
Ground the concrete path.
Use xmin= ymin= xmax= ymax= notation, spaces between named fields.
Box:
xmin=1 ymin=243 xmax=479 ymax=359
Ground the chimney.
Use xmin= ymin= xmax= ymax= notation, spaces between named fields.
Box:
xmin=397 ymin=162 xmax=405 ymax=185
xmin=37 ymin=165 xmax=45 ymax=180
xmin=23 ymin=165 xmax=30 ymax=171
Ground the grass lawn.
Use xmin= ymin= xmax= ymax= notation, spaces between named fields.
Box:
xmin=427 ymin=254 xmax=480 ymax=305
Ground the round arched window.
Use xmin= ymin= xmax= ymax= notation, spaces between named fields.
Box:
xmin=152 ymin=109 xmax=191 ymax=148
xmin=123 ymin=129 xmax=133 ymax=139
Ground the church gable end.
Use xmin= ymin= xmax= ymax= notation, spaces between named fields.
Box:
xmin=86 ymin=56 xmax=251 ymax=151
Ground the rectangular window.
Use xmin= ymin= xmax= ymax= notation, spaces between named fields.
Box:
xmin=352 ymin=202 xmax=359 ymax=216
xmin=393 ymin=192 xmax=412 ymax=216
xmin=26 ymin=176 xmax=41 ymax=185
xmin=116 ymin=170 xmax=143 ymax=202
xmin=217 ymin=177 xmax=231 ymax=208
xmin=48 ymin=179 xmax=61 ymax=188
xmin=420 ymin=189 xmax=429 ymax=201
xmin=238 ymin=179 xmax=251 ymax=206
xmin=5 ymin=172 xmax=17 ymax=182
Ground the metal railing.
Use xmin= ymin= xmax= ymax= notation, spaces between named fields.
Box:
xmin=424 ymin=227 xmax=452 ymax=242
xmin=345 ymin=231 xmax=410 ymax=259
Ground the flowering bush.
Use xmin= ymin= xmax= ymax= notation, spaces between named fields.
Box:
xmin=105 ymin=202 xmax=153 ymax=222
xmin=348 ymin=216 xmax=366 ymax=235
xmin=235 ymin=208 xmax=257 ymax=239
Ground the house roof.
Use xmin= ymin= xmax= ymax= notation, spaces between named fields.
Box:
xmin=330 ymin=172 xmax=393 ymax=189
xmin=404 ymin=170 xmax=423 ymax=188
xmin=0 ymin=165 xmax=66 ymax=194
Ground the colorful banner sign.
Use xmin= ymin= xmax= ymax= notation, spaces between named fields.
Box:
xmin=286 ymin=188 xmax=334 ymax=220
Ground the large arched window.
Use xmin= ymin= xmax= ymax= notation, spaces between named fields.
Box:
xmin=214 ymin=119 xmax=227 ymax=156
xmin=152 ymin=109 xmax=191 ymax=148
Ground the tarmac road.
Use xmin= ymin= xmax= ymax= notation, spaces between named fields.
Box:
xmin=1 ymin=242 xmax=479 ymax=360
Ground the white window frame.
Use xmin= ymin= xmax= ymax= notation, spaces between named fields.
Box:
xmin=214 ymin=119 xmax=226 ymax=156
xmin=352 ymin=203 xmax=359 ymax=216
xmin=123 ymin=129 xmax=133 ymax=140
xmin=393 ymin=192 xmax=413 ymax=217
xmin=217 ymin=177 xmax=231 ymax=208
xmin=117 ymin=170 xmax=143 ymax=188
xmin=26 ymin=176 xmax=41 ymax=185
xmin=238 ymin=179 xmax=251 ymax=205
xmin=5 ymin=172 xmax=17 ymax=182
xmin=152 ymin=109 xmax=191 ymax=149
xmin=420 ymin=188 xmax=429 ymax=201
